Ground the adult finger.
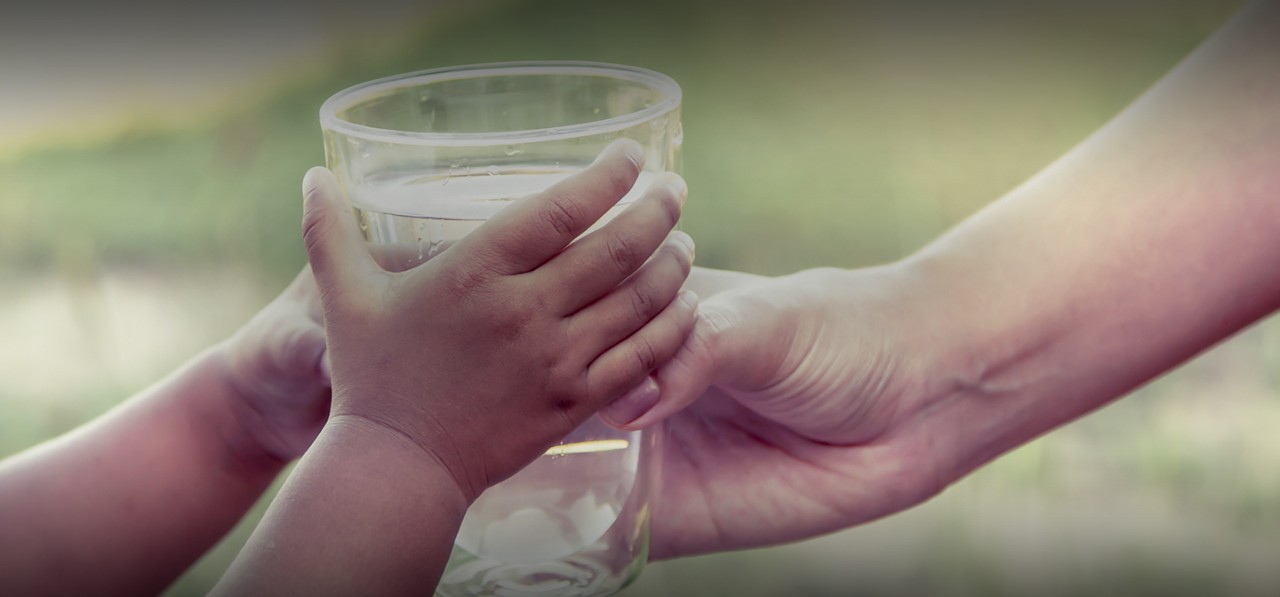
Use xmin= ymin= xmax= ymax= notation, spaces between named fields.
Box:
xmin=445 ymin=139 xmax=645 ymax=275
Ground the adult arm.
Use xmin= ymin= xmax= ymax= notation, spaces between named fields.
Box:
xmin=623 ymin=0 xmax=1280 ymax=558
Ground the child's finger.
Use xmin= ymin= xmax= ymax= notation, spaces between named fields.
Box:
xmin=568 ymin=232 xmax=695 ymax=356
xmin=301 ymin=167 xmax=380 ymax=291
xmin=584 ymin=290 xmax=699 ymax=414
xmin=446 ymin=139 xmax=645 ymax=276
xmin=544 ymin=173 xmax=688 ymax=315
xmin=601 ymin=310 xmax=720 ymax=430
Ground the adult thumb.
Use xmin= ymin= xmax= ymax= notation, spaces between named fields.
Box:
xmin=301 ymin=167 xmax=377 ymax=291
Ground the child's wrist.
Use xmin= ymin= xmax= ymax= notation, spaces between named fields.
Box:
xmin=204 ymin=343 xmax=297 ymax=469
xmin=325 ymin=411 xmax=477 ymax=504
xmin=153 ymin=344 xmax=293 ymax=491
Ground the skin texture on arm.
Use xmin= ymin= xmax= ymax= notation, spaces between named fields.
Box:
xmin=907 ymin=0 xmax=1280 ymax=480
xmin=0 ymin=268 xmax=331 ymax=595
xmin=611 ymin=0 xmax=1280 ymax=559
xmin=213 ymin=140 xmax=697 ymax=595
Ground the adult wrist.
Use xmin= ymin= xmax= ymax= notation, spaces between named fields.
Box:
xmin=890 ymin=249 xmax=1060 ymax=486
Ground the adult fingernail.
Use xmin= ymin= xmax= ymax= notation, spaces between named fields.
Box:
xmin=679 ymin=289 xmax=699 ymax=309
xmin=601 ymin=376 xmax=660 ymax=427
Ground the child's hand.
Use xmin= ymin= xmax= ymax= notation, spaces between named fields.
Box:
xmin=303 ymin=140 xmax=697 ymax=500
xmin=222 ymin=267 xmax=332 ymax=462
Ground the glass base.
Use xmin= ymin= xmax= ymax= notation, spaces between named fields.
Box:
xmin=435 ymin=542 xmax=644 ymax=597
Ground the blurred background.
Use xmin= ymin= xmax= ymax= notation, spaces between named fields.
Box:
xmin=3 ymin=0 xmax=1279 ymax=594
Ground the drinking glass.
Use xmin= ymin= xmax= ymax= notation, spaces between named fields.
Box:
xmin=319 ymin=61 xmax=682 ymax=597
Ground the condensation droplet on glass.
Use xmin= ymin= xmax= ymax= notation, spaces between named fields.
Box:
xmin=673 ymin=123 xmax=684 ymax=145
xmin=504 ymin=146 xmax=522 ymax=157
xmin=592 ymin=107 xmax=600 ymax=115
xmin=486 ymin=166 xmax=498 ymax=176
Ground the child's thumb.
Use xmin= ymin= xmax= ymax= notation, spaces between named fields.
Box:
xmin=301 ymin=167 xmax=377 ymax=290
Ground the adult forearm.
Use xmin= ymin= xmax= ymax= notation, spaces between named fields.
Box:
xmin=215 ymin=415 xmax=468 ymax=595
xmin=909 ymin=0 xmax=1280 ymax=481
xmin=0 ymin=347 xmax=285 ymax=594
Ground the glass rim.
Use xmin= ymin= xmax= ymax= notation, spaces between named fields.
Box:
xmin=319 ymin=61 xmax=682 ymax=147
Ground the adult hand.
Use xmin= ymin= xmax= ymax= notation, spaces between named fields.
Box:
xmin=605 ymin=265 xmax=961 ymax=559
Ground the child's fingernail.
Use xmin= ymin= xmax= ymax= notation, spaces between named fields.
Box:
xmin=621 ymin=139 xmax=645 ymax=165
xmin=601 ymin=139 xmax=644 ymax=166
xmin=601 ymin=377 xmax=660 ymax=427
xmin=669 ymin=176 xmax=688 ymax=205
xmin=672 ymin=231 xmax=696 ymax=258
xmin=302 ymin=167 xmax=330 ymax=203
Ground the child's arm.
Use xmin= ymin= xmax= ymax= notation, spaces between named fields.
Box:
xmin=0 ymin=268 xmax=331 ymax=595
xmin=213 ymin=140 xmax=696 ymax=594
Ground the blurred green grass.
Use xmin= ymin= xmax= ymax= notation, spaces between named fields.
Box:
xmin=6 ymin=0 xmax=1278 ymax=595
xmin=2 ymin=0 xmax=1241 ymax=278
